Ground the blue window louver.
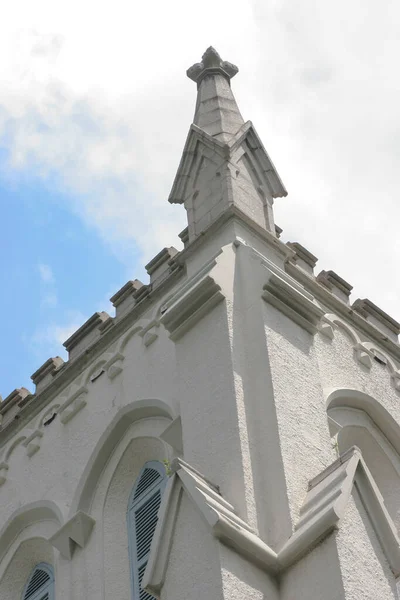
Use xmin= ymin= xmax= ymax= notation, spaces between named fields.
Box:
xmin=127 ymin=461 xmax=166 ymax=600
xmin=22 ymin=563 xmax=54 ymax=600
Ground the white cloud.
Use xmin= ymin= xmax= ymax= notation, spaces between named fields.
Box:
xmin=38 ymin=263 xmax=54 ymax=284
xmin=29 ymin=310 xmax=87 ymax=359
xmin=0 ymin=0 xmax=399 ymax=320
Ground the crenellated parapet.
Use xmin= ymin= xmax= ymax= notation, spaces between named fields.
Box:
xmin=352 ymin=298 xmax=400 ymax=343
xmin=31 ymin=356 xmax=64 ymax=394
xmin=110 ymin=279 xmax=144 ymax=318
xmin=286 ymin=240 xmax=400 ymax=356
xmin=64 ymin=312 xmax=112 ymax=360
xmin=0 ymin=388 xmax=31 ymax=427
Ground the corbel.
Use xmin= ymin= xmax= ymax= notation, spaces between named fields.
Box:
xmin=59 ymin=387 xmax=88 ymax=424
xmin=105 ymin=353 xmax=125 ymax=380
xmin=354 ymin=343 xmax=373 ymax=369
xmin=0 ymin=462 xmax=9 ymax=486
xmin=23 ymin=430 xmax=44 ymax=457
xmin=139 ymin=320 xmax=160 ymax=347
xmin=49 ymin=511 xmax=95 ymax=559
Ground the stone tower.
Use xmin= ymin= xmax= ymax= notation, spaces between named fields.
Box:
xmin=0 ymin=47 xmax=400 ymax=600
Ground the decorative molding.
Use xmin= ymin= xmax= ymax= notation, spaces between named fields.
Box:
xmin=318 ymin=316 xmax=336 ymax=340
xmin=279 ymin=447 xmax=400 ymax=575
xmin=139 ymin=320 xmax=160 ymax=348
xmin=49 ymin=511 xmax=95 ymax=559
xmin=160 ymin=417 xmax=183 ymax=454
xmin=143 ymin=449 xmax=400 ymax=590
xmin=59 ymin=387 xmax=88 ymax=424
xmin=143 ymin=457 xmax=278 ymax=597
xmin=23 ymin=430 xmax=43 ymax=457
xmin=160 ymin=262 xmax=224 ymax=341
xmin=262 ymin=272 xmax=324 ymax=334
xmin=104 ymin=353 xmax=125 ymax=380
xmin=354 ymin=343 xmax=373 ymax=369
xmin=285 ymin=261 xmax=400 ymax=363
xmin=0 ymin=462 xmax=8 ymax=486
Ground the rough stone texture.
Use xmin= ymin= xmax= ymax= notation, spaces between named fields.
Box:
xmin=337 ymin=491 xmax=398 ymax=599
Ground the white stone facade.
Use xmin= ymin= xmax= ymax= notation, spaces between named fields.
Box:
xmin=1 ymin=47 xmax=400 ymax=599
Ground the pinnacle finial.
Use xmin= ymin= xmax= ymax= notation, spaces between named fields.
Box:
xmin=187 ymin=47 xmax=239 ymax=86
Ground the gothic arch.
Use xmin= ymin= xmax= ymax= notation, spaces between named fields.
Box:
xmin=69 ymin=398 xmax=175 ymax=517
xmin=324 ymin=314 xmax=361 ymax=345
xmin=326 ymin=388 xmax=400 ymax=530
xmin=5 ymin=436 xmax=27 ymax=462
xmin=0 ymin=500 xmax=63 ymax=569
xmin=0 ymin=537 xmax=55 ymax=600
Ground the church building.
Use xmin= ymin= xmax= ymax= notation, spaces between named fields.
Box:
xmin=1 ymin=47 xmax=400 ymax=599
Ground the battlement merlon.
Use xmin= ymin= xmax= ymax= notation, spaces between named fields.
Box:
xmin=63 ymin=312 xmax=112 ymax=361
xmin=286 ymin=242 xmax=318 ymax=275
xmin=110 ymin=280 xmax=144 ymax=318
xmin=31 ymin=357 xmax=64 ymax=394
xmin=352 ymin=298 xmax=400 ymax=342
xmin=317 ymin=270 xmax=353 ymax=304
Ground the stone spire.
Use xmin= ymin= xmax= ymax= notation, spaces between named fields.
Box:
xmin=187 ymin=47 xmax=244 ymax=142
xmin=169 ymin=48 xmax=287 ymax=242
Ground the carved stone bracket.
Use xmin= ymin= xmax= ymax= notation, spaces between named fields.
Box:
xmin=23 ymin=430 xmax=43 ymax=457
xmin=354 ymin=343 xmax=373 ymax=369
xmin=49 ymin=511 xmax=95 ymax=559
xmin=139 ymin=321 xmax=160 ymax=348
xmin=105 ymin=353 xmax=125 ymax=380
xmin=59 ymin=387 xmax=88 ymax=424
xmin=318 ymin=316 xmax=336 ymax=340
xmin=0 ymin=462 xmax=8 ymax=486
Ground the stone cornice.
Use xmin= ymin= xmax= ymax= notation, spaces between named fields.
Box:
xmin=286 ymin=261 xmax=400 ymax=362
xmin=0 ymin=266 xmax=185 ymax=448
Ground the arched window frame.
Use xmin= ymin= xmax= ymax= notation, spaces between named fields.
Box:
xmin=127 ymin=460 xmax=167 ymax=600
xmin=22 ymin=562 xmax=54 ymax=600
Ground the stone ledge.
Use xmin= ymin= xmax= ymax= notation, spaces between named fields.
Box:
xmin=160 ymin=272 xmax=224 ymax=341
xmin=262 ymin=273 xmax=324 ymax=334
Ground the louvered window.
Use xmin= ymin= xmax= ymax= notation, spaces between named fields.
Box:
xmin=22 ymin=563 xmax=54 ymax=600
xmin=128 ymin=461 xmax=166 ymax=600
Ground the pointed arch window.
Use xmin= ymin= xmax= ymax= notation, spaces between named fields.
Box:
xmin=127 ymin=460 xmax=167 ymax=600
xmin=22 ymin=563 xmax=54 ymax=600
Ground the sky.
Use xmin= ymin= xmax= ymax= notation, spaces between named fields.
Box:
xmin=0 ymin=0 xmax=399 ymax=398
